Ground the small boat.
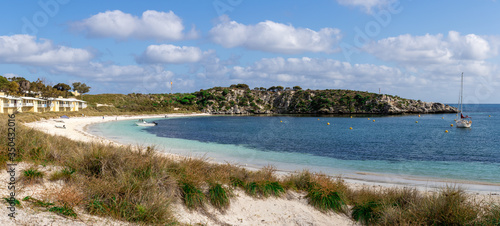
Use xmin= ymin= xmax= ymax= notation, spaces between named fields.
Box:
xmin=135 ymin=119 xmax=158 ymax=127
xmin=456 ymin=72 xmax=471 ymax=128
xmin=55 ymin=124 xmax=66 ymax=129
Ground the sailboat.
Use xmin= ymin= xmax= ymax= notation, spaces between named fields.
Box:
xmin=456 ymin=72 xmax=472 ymax=128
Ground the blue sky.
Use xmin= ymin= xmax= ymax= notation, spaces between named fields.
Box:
xmin=1 ymin=0 xmax=499 ymax=103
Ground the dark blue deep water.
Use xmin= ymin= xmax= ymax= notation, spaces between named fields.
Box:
xmin=91 ymin=104 xmax=500 ymax=184
xmin=147 ymin=105 xmax=500 ymax=164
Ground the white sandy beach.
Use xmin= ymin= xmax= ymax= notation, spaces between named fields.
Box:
xmin=6 ymin=113 xmax=498 ymax=225
xmin=9 ymin=113 xmax=356 ymax=225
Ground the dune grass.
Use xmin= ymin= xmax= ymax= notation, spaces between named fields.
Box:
xmin=1 ymin=113 xmax=499 ymax=225
xmin=208 ymin=183 xmax=230 ymax=210
xmin=21 ymin=168 xmax=44 ymax=184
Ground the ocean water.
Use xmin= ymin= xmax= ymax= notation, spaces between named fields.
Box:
xmin=88 ymin=104 xmax=500 ymax=187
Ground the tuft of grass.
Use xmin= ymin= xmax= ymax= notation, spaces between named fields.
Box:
xmin=351 ymin=201 xmax=381 ymax=225
xmin=23 ymin=196 xmax=55 ymax=208
xmin=208 ymin=183 xmax=230 ymax=210
xmin=21 ymin=168 xmax=44 ymax=184
xmin=3 ymin=197 xmax=21 ymax=208
xmin=230 ymin=176 xmax=244 ymax=187
xmin=245 ymin=182 xmax=259 ymax=197
xmin=244 ymin=181 xmax=285 ymax=198
xmin=50 ymin=168 xmax=76 ymax=181
xmin=181 ymin=182 xmax=205 ymax=209
xmin=480 ymin=204 xmax=500 ymax=225
xmin=49 ymin=205 xmax=77 ymax=218
xmin=261 ymin=181 xmax=285 ymax=197
xmin=307 ymin=186 xmax=345 ymax=212
xmin=283 ymin=170 xmax=313 ymax=191
xmin=86 ymin=196 xmax=107 ymax=215
xmin=405 ymin=186 xmax=480 ymax=225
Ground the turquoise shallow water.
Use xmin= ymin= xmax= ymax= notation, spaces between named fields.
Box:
xmin=88 ymin=104 xmax=500 ymax=187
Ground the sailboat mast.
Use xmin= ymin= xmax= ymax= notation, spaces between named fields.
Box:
xmin=460 ymin=72 xmax=464 ymax=114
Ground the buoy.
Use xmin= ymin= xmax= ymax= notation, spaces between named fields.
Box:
xmin=454 ymin=119 xmax=457 ymax=121
xmin=349 ymin=127 xmax=353 ymax=130
xmin=445 ymin=130 xmax=448 ymax=133
xmin=373 ymin=119 xmax=375 ymax=122
xmin=280 ymin=120 xmax=282 ymax=123
xmin=327 ymin=122 xmax=330 ymax=125
xmin=415 ymin=121 xmax=418 ymax=123
xmin=489 ymin=115 xmax=491 ymax=117
xmin=350 ymin=116 xmax=352 ymax=118
xmin=450 ymin=124 xmax=454 ymax=127
xmin=318 ymin=119 xmax=320 ymax=121
xmin=368 ymin=118 xmax=370 ymax=120
xmin=442 ymin=117 xmax=444 ymax=119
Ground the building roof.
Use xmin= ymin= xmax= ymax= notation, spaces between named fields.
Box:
xmin=21 ymin=97 xmax=42 ymax=100
xmin=0 ymin=95 xmax=22 ymax=100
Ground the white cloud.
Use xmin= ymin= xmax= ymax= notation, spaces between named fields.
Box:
xmin=0 ymin=35 xmax=93 ymax=66
xmin=72 ymin=10 xmax=195 ymax=41
xmin=336 ymin=0 xmax=395 ymax=14
xmin=2 ymin=73 xmax=19 ymax=78
xmin=230 ymin=57 xmax=406 ymax=88
xmin=209 ymin=16 xmax=341 ymax=54
xmin=137 ymin=44 xmax=204 ymax=64
xmin=366 ymin=31 xmax=499 ymax=65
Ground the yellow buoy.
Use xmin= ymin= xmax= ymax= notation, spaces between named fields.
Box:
xmin=445 ymin=130 xmax=449 ymax=133
xmin=327 ymin=122 xmax=330 ymax=125
xmin=373 ymin=119 xmax=375 ymax=122
xmin=418 ymin=114 xmax=421 ymax=117
xmin=349 ymin=127 xmax=353 ymax=130
xmin=318 ymin=119 xmax=320 ymax=120
xmin=350 ymin=116 xmax=353 ymax=118
xmin=442 ymin=117 xmax=444 ymax=119
xmin=368 ymin=118 xmax=370 ymax=120
xmin=415 ymin=121 xmax=418 ymax=123
xmin=450 ymin=124 xmax=454 ymax=127
xmin=489 ymin=115 xmax=491 ymax=117
xmin=280 ymin=120 xmax=282 ymax=123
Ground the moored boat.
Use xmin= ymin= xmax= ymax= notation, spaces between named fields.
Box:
xmin=135 ymin=119 xmax=158 ymax=126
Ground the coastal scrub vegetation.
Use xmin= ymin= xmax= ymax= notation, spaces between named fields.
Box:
xmin=80 ymin=84 xmax=453 ymax=115
xmin=0 ymin=75 xmax=90 ymax=98
xmin=1 ymin=114 xmax=498 ymax=225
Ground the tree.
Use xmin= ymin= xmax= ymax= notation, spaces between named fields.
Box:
xmin=0 ymin=76 xmax=10 ymax=92
xmin=230 ymin=84 xmax=250 ymax=90
xmin=53 ymin=83 xmax=71 ymax=92
xmin=72 ymin=82 xmax=91 ymax=94
xmin=30 ymin=79 xmax=45 ymax=93
xmin=8 ymin=81 xmax=19 ymax=95
xmin=293 ymin=86 xmax=302 ymax=91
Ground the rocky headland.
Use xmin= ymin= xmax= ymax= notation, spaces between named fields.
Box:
xmin=197 ymin=85 xmax=458 ymax=115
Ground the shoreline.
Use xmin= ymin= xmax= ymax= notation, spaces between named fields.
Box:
xmin=25 ymin=113 xmax=500 ymax=195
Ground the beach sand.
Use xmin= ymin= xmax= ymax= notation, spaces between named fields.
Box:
xmin=8 ymin=113 xmax=499 ymax=225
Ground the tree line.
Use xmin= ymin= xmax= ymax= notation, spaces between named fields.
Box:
xmin=0 ymin=75 xmax=90 ymax=98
